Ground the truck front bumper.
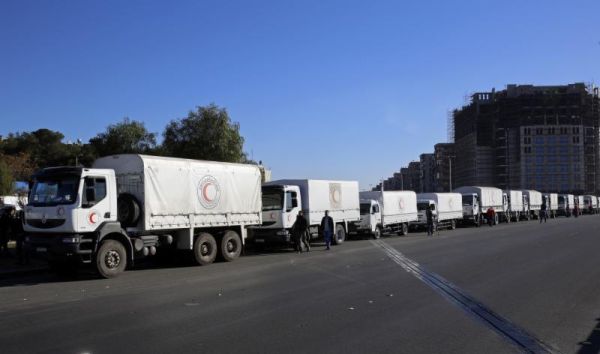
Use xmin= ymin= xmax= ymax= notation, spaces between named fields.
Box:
xmin=25 ymin=233 xmax=96 ymax=263
xmin=250 ymin=229 xmax=292 ymax=245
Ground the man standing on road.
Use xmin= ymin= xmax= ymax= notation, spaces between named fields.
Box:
xmin=486 ymin=207 xmax=495 ymax=227
xmin=321 ymin=210 xmax=334 ymax=250
xmin=12 ymin=209 xmax=28 ymax=265
xmin=292 ymin=210 xmax=310 ymax=253
xmin=426 ymin=205 xmax=435 ymax=236
xmin=0 ymin=207 xmax=11 ymax=256
xmin=540 ymin=201 xmax=548 ymax=223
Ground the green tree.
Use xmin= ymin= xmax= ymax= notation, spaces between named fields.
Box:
xmin=163 ymin=104 xmax=246 ymax=162
xmin=0 ymin=129 xmax=71 ymax=169
xmin=0 ymin=159 xmax=14 ymax=195
xmin=89 ymin=118 xmax=157 ymax=157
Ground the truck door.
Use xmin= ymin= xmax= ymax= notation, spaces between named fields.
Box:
xmin=77 ymin=175 xmax=112 ymax=232
xmin=372 ymin=202 xmax=381 ymax=230
xmin=283 ymin=190 xmax=300 ymax=228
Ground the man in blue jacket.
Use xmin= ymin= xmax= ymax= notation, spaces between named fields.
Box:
xmin=320 ymin=210 xmax=334 ymax=250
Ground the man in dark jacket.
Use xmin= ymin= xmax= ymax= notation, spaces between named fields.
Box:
xmin=540 ymin=202 xmax=548 ymax=223
xmin=0 ymin=207 xmax=11 ymax=256
xmin=320 ymin=210 xmax=334 ymax=250
xmin=426 ymin=205 xmax=434 ymax=236
xmin=12 ymin=209 xmax=28 ymax=264
xmin=292 ymin=210 xmax=310 ymax=253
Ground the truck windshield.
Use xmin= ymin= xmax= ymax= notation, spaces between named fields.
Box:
xmin=360 ymin=203 xmax=371 ymax=214
xmin=462 ymin=196 xmax=473 ymax=205
xmin=30 ymin=175 xmax=80 ymax=207
xmin=417 ymin=202 xmax=430 ymax=211
xmin=262 ymin=188 xmax=283 ymax=211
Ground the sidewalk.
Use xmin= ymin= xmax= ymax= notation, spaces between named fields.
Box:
xmin=0 ymin=241 xmax=47 ymax=277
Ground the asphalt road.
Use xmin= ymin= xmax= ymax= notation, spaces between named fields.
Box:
xmin=2 ymin=215 xmax=600 ymax=354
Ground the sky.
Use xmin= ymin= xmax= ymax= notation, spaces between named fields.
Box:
xmin=1 ymin=0 xmax=599 ymax=189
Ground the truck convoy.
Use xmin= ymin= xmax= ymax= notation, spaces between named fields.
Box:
xmin=543 ymin=193 xmax=558 ymax=218
xmin=522 ymin=190 xmax=542 ymax=219
xmin=249 ymin=179 xmax=360 ymax=246
xmin=24 ymin=154 xmax=263 ymax=278
xmin=350 ymin=190 xmax=417 ymax=238
xmin=412 ymin=193 xmax=462 ymax=230
xmin=454 ymin=186 xmax=507 ymax=226
xmin=504 ymin=190 xmax=524 ymax=222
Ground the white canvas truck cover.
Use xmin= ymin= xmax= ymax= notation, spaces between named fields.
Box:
xmin=575 ymin=195 xmax=584 ymax=207
xmin=416 ymin=193 xmax=462 ymax=221
xmin=522 ymin=190 xmax=542 ymax=211
xmin=267 ymin=179 xmax=360 ymax=225
xmin=453 ymin=186 xmax=504 ymax=211
xmin=361 ymin=191 xmax=418 ymax=225
xmin=93 ymin=154 xmax=262 ymax=231
xmin=544 ymin=193 xmax=558 ymax=211
xmin=504 ymin=190 xmax=523 ymax=212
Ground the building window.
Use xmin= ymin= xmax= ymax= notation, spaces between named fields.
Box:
xmin=534 ymin=136 xmax=544 ymax=144
xmin=536 ymin=128 xmax=544 ymax=135
xmin=573 ymin=136 xmax=580 ymax=144
xmin=524 ymin=128 xmax=531 ymax=136
xmin=573 ymin=127 xmax=580 ymax=134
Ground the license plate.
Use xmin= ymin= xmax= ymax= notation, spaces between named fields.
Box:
xmin=254 ymin=239 xmax=265 ymax=243
xmin=36 ymin=247 xmax=47 ymax=252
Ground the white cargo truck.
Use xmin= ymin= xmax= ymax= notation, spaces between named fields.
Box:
xmin=350 ymin=191 xmax=417 ymax=238
xmin=504 ymin=190 xmax=524 ymax=222
xmin=453 ymin=186 xmax=507 ymax=226
xmin=557 ymin=194 xmax=574 ymax=217
xmin=24 ymin=154 xmax=262 ymax=278
xmin=522 ymin=190 xmax=542 ymax=219
xmin=0 ymin=195 xmax=28 ymax=210
xmin=583 ymin=195 xmax=598 ymax=214
xmin=543 ymin=193 xmax=558 ymax=218
xmin=411 ymin=193 xmax=462 ymax=231
xmin=249 ymin=179 xmax=360 ymax=246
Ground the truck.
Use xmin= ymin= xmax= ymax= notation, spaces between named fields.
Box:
xmin=583 ymin=195 xmax=598 ymax=214
xmin=24 ymin=154 xmax=263 ymax=278
xmin=0 ymin=195 xmax=28 ymax=210
xmin=557 ymin=194 xmax=574 ymax=217
xmin=249 ymin=179 xmax=360 ymax=246
xmin=411 ymin=193 xmax=462 ymax=231
xmin=543 ymin=193 xmax=559 ymax=218
xmin=350 ymin=191 xmax=417 ymax=238
xmin=453 ymin=186 xmax=507 ymax=226
xmin=522 ymin=190 xmax=542 ymax=219
xmin=504 ymin=190 xmax=524 ymax=222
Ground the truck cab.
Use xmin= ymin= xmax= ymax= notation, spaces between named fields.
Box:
xmin=416 ymin=200 xmax=436 ymax=226
xmin=350 ymin=199 xmax=382 ymax=237
xmin=24 ymin=167 xmax=120 ymax=266
xmin=251 ymin=185 xmax=302 ymax=244
xmin=461 ymin=194 xmax=479 ymax=216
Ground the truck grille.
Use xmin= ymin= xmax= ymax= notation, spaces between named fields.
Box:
xmin=26 ymin=219 xmax=66 ymax=229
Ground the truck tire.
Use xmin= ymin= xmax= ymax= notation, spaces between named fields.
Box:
xmin=333 ymin=224 xmax=346 ymax=245
xmin=118 ymin=194 xmax=141 ymax=227
xmin=450 ymin=220 xmax=456 ymax=230
xmin=373 ymin=226 xmax=382 ymax=239
xmin=494 ymin=213 xmax=499 ymax=225
xmin=220 ymin=230 xmax=242 ymax=262
xmin=96 ymin=240 xmax=127 ymax=278
xmin=194 ymin=233 xmax=217 ymax=265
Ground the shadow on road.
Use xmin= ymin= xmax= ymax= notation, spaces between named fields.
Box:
xmin=577 ymin=317 xmax=600 ymax=354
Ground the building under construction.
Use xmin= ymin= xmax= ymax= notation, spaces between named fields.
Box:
xmin=452 ymin=83 xmax=600 ymax=194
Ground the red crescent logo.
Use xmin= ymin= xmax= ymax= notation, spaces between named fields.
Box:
xmin=203 ymin=183 xmax=214 ymax=202
xmin=88 ymin=212 xmax=98 ymax=224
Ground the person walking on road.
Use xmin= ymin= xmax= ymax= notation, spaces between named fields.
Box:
xmin=574 ymin=203 xmax=580 ymax=218
xmin=486 ymin=207 xmax=495 ymax=227
xmin=426 ymin=205 xmax=435 ymax=236
xmin=321 ymin=210 xmax=334 ymax=250
xmin=292 ymin=210 xmax=310 ymax=253
xmin=12 ymin=209 xmax=28 ymax=265
xmin=540 ymin=201 xmax=548 ymax=223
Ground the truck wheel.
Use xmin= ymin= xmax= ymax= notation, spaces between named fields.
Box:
xmin=96 ymin=240 xmax=127 ymax=278
xmin=373 ymin=226 xmax=382 ymax=239
xmin=475 ymin=215 xmax=481 ymax=227
xmin=450 ymin=220 xmax=456 ymax=230
xmin=494 ymin=214 xmax=499 ymax=225
xmin=220 ymin=230 xmax=242 ymax=262
xmin=333 ymin=224 xmax=346 ymax=245
xmin=118 ymin=194 xmax=141 ymax=227
xmin=194 ymin=233 xmax=217 ymax=265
